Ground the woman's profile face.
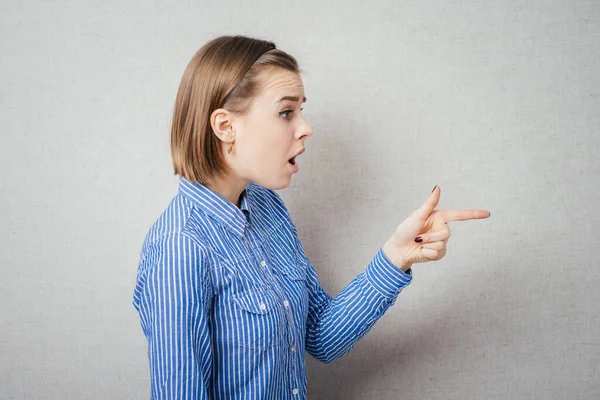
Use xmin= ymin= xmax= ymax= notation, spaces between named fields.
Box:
xmin=232 ymin=67 xmax=312 ymax=190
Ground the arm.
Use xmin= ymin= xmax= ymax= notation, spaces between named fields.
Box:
xmin=136 ymin=234 xmax=213 ymax=399
xmin=265 ymin=188 xmax=413 ymax=364
xmin=295 ymin=228 xmax=413 ymax=364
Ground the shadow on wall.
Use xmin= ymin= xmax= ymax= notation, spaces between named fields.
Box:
xmin=290 ymin=112 xmax=409 ymax=287
xmin=306 ymin=252 xmax=514 ymax=400
xmin=296 ymin=115 xmax=508 ymax=398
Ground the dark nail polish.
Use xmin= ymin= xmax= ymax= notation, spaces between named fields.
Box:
xmin=432 ymin=185 xmax=437 ymax=193
xmin=415 ymin=236 xmax=423 ymax=243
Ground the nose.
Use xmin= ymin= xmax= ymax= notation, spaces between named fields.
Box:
xmin=302 ymin=125 xmax=313 ymax=140
xmin=298 ymin=116 xmax=313 ymax=140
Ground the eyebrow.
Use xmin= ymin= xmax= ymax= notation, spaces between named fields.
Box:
xmin=276 ymin=95 xmax=307 ymax=104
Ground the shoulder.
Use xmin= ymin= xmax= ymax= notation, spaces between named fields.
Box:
xmin=142 ymin=195 xmax=192 ymax=242
xmin=135 ymin=230 xmax=212 ymax=297
xmin=137 ymin=195 xmax=210 ymax=271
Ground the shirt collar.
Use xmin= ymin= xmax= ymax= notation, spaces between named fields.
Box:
xmin=178 ymin=177 xmax=251 ymax=238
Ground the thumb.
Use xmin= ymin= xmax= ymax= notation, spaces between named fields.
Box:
xmin=415 ymin=185 xmax=440 ymax=219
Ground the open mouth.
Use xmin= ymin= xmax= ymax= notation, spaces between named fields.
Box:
xmin=288 ymin=148 xmax=304 ymax=171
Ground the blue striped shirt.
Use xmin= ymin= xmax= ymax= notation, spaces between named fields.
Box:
xmin=133 ymin=177 xmax=413 ymax=399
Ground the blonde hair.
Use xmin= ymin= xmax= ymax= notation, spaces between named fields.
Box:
xmin=170 ymin=35 xmax=300 ymax=185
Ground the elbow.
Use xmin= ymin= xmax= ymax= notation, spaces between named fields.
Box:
xmin=308 ymin=339 xmax=358 ymax=365
xmin=318 ymin=353 xmax=336 ymax=365
xmin=315 ymin=353 xmax=336 ymax=364
xmin=308 ymin=347 xmax=340 ymax=364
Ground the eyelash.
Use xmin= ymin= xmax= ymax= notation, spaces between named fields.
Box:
xmin=280 ymin=108 xmax=303 ymax=120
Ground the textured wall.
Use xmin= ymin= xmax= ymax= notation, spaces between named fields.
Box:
xmin=1 ymin=0 xmax=598 ymax=398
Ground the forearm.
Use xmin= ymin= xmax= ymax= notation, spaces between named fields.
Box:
xmin=305 ymin=248 xmax=413 ymax=363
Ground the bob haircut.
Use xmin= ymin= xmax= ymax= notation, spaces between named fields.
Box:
xmin=170 ymin=35 xmax=300 ymax=185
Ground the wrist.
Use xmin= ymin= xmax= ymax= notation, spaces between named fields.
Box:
xmin=382 ymin=242 xmax=412 ymax=272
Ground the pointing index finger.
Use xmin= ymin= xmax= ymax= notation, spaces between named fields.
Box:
xmin=439 ymin=209 xmax=491 ymax=222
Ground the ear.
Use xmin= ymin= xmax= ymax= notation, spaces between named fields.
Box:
xmin=210 ymin=108 xmax=235 ymax=142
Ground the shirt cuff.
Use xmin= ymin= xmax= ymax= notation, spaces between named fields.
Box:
xmin=365 ymin=248 xmax=413 ymax=298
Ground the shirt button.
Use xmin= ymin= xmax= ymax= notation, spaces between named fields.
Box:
xmin=259 ymin=302 xmax=266 ymax=311
xmin=283 ymin=300 xmax=290 ymax=308
xmin=292 ymin=388 xmax=299 ymax=395
xmin=290 ymin=344 xmax=296 ymax=352
xmin=260 ymin=260 xmax=267 ymax=268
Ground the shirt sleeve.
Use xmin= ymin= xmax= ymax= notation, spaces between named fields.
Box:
xmin=293 ymin=224 xmax=413 ymax=364
xmin=134 ymin=233 xmax=213 ymax=399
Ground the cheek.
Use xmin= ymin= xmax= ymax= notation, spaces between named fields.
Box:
xmin=259 ymin=131 xmax=290 ymax=160
xmin=239 ymin=118 xmax=290 ymax=166
xmin=240 ymin=137 xmax=281 ymax=168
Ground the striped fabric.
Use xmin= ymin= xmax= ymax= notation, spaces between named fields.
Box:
xmin=133 ymin=177 xmax=413 ymax=399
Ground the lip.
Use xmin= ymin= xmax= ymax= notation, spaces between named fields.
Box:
xmin=288 ymin=148 xmax=304 ymax=174
xmin=290 ymin=148 xmax=305 ymax=159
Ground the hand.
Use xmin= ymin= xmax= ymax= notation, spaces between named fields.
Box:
xmin=382 ymin=185 xmax=491 ymax=272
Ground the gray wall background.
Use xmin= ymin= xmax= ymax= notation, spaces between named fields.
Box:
xmin=1 ymin=0 xmax=599 ymax=398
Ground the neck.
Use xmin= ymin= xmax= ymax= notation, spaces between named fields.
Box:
xmin=205 ymin=176 xmax=250 ymax=208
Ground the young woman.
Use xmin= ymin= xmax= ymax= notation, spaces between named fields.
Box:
xmin=132 ymin=35 xmax=490 ymax=399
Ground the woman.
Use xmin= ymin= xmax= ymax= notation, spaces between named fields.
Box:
xmin=133 ymin=34 xmax=490 ymax=399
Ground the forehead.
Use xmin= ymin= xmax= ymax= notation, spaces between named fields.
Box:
xmin=258 ymin=68 xmax=305 ymax=100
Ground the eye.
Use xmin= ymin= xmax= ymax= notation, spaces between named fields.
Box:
xmin=279 ymin=109 xmax=293 ymax=120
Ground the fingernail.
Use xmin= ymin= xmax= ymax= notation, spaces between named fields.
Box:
xmin=415 ymin=236 xmax=423 ymax=243
xmin=432 ymin=185 xmax=437 ymax=193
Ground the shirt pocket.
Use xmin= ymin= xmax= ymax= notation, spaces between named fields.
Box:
xmin=230 ymin=286 xmax=283 ymax=351
xmin=277 ymin=258 xmax=309 ymax=321
xmin=277 ymin=253 xmax=307 ymax=282
xmin=280 ymin=264 xmax=306 ymax=282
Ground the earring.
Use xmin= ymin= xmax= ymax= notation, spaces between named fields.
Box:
xmin=227 ymin=140 xmax=234 ymax=154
